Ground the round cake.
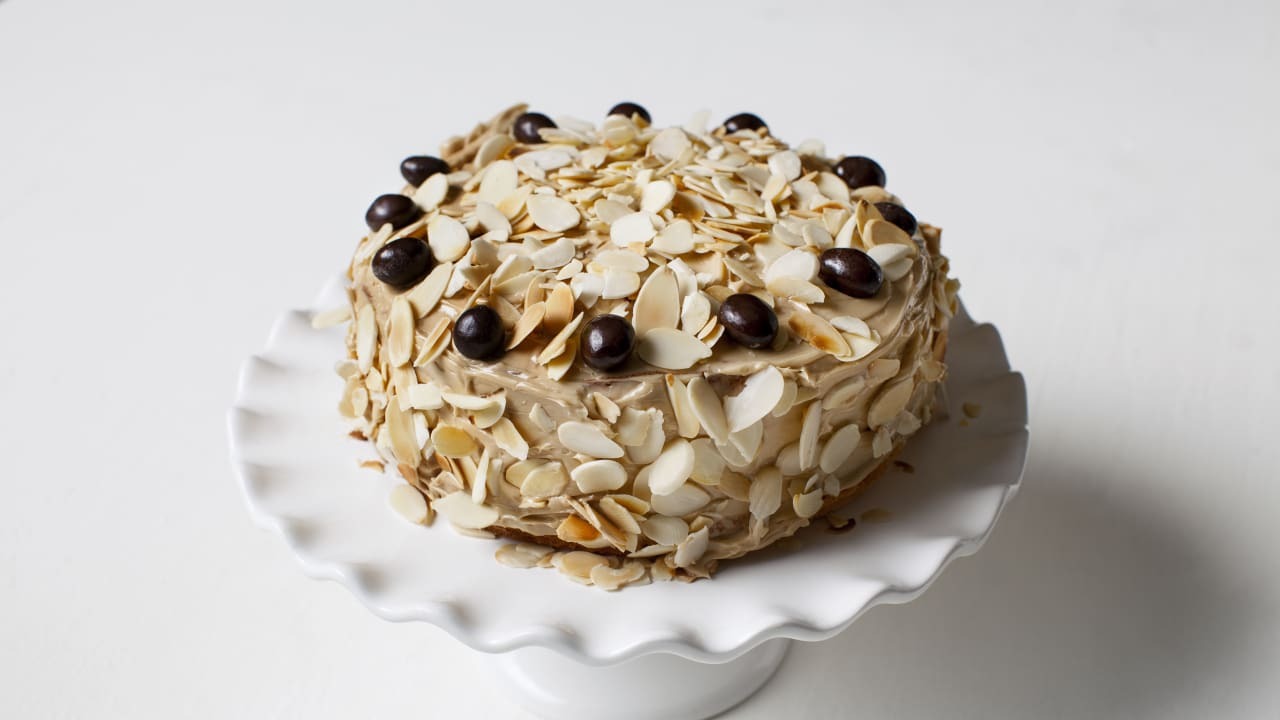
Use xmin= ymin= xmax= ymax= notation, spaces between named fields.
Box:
xmin=332 ymin=102 xmax=959 ymax=589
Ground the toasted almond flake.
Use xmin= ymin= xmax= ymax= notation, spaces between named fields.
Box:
xmin=385 ymin=391 xmax=420 ymax=468
xmin=869 ymin=358 xmax=902 ymax=381
xmin=478 ymin=159 xmax=518 ymax=203
xmin=556 ymin=517 xmax=602 ymax=547
xmin=311 ymin=305 xmax=351 ymax=329
xmin=882 ymin=258 xmax=913 ymax=282
xmin=722 ymin=366 xmax=784 ymax=433
xmin=869 ymin=379 xmax=915 ymax=429
xmin=793 ymin=488 xmax=824 ymax=519
xmin=521 ymin=461 xmax=569 ymax=499
xmin=433 ymin=424 xmax=477 ymax=458
xmin=441 ymin=392 xmax=496 ymax=411
xmin=771 ymin=379 xmax=798 ymax=418
xmin=816 ymin=172 xmax=851 ymax=204
xmin=650 ymin=127 xmax=691 ymax=161
xmin=854 ymin=199 xmax=884 ymax=233
xmin=872 ymin=426 xmax=895 ymax=458
xmin=389 ymin=484 xmax=429 ymax=524
xmin=819 ymin=424 xmax=861 ymax=473
xmin=490 ymin=417 xmax=529 ymax=460
xmin=597 ymin=496 xmax=641 ymax=535
xmin=767 ymin=276 xmax=825 ymax=304
xmin=748 ymin=467 xmax=784 ymax=521
xmin=530 ymin=403 xmax=555 ymax=434
xmin=355 ymin=303 xmax=376 ymax=372
xmin=408 ymin=172 xmax=448 ymax=213
xmin=637 ymin=328 xmax=712 ymax=370
xmin=593 ymin=198 xmax=632 ymax=224
xmin=543 ymin=282 xmax=575 ymax=331
xmin=474 ymin=200 xmax=511 ymax=236
xmin=558 ymin=421 xmax=624 ymax=459
xmin=610 ymin=211 xmax=658 ymax=246
xmin=414 ymin=315 xmax=452 ymax=365
xmin=867 ymin=244 xmax=913 ymax=272
xmin=616 ymin=407 xmax=651 ymax=447
xmin=684 ymin=376 xmax=730 ymax=445
xmin=640 ymin=180 xmax=677 ymax=213
xmin=647 ymin=439 xmax=696 ymax=496
xmin=789 ymin=308 xmax=853 ymax=357
xmin=831 ymin=315 xmax=873 ymax=337
xmin=802 ymin=222 xmax=834 ymax=250
xmin=640 ymin=515 xmax=688 ymax=547
xmin=600 ymin=269 xmax=640 ymax=299
xmin=680 ymin=292 xmax=711 ymax=335
xmin=495 ymin=542 xmax=554 ymax=569
xmin=633 ymin=267 xmax=680 ymax=337
xmin=673 ymin=527 xmax=710 ymax=568
xmin=767 ymin=150 xmax=802 ymax=182
xmin=834 ymin=214 xmax=858 ymax=248
xmin=402 ymin=263 xmax=450 ymax=319
xmin=531 ymin=236 xmax=576 ymax=269
xmin=689 ymin=437 xmax=726 ymax=486
xmin=627 ymin=410 xmax=666 ymax=464
xmin=729 ymin=419 xmax=763 ymax=461
xmin=721 ymin=256 xmax=763 ymax=287
xmin=590 ymin=562 xmax=646 ymax=592
xmin=591 ymin=392 xmax=621 ymax=423
xmin=651 ymin=219 xmax=695 ymax=255
xmin=863 ymin=216 xmax=913 ymax=250
xmin=593 ymin=249 xmax=649 ymax=273
xmin=650 ymin=482 xmax=710 ymax=517
xmin=504 ymin=459 xmax=541 ymax=488
xmin=536 ymin=312 xmax=584 ymax=364
xmin=526 ymin=195 xmax=581 ymax=234
xmin=474 ymin=134 xmax=513 ymax=168
xmin=764 ymin=248 xmax=819 ymax=284
xmin=404 ymin=382 xmax=441 ymax=411
xmin=553 ymin=549 xmax=608 ymax=579
xmin=434 ymin=491 xmax=498 ymax=529
xmin=662 ymin=374 xmax=699 ymax=438
xmin=506 ymin=301 xmax=546 ymax=349
xmin=546 ymin=336 xmax=577 ymax=381
xmin=385 ymin=297 xmax=415 ymax=367
xmin=473 ymin=399 xmax=506 ymax=429
xmin=471 ymin=447 xmax=492 ymax=503
xmin=798 ymin=402 xmax=822 ymax=471
xmin=427 ymin=215 xmax=471 ymax=263
xmin=572 ymin=459 xmax=628 ymax=493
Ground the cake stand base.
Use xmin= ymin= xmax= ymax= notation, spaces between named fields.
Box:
xmin=487 ymin=639 xmax=792 ymax=720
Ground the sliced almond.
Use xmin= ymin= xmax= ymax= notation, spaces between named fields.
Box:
xmin=558 ymin=421 xmax=624 ymax=459
xmin=491 ymin=417 xmax=529 ymax=460
xmin=311 ymin=305 xmax=351 ymax=329
xmin=478 ymin=159 xmax=518 ymax=203
xmin=633 ymin=266 xmax=680 ymax=336
xmin=433 ymin=424 xmax=477 ymax=458
xmin=546 ymin=336 xmax=578 ymax=381
xmin=793 ymin=488 xmax=824 ymax=519
xmin=495 ymin=542 xmax=554 ymax=569
xmin=389 ymin=484 xmax=429 ymax=524
xmin=767 ymin=276 xmax=825 ymax=304
xmin=637 ymin=328 xmax=712 ymax=370
xmin=641 ymin=179 xmax=677 ymax=213
xmin=685 ymin=376 xmax=729 ymax=445
xmin=863 ymin=217 xmax=913 ymax=249
xmin=626 ymin=409 xmax=666 ymax=464
xmin=597 ymin=496 xmax=641 ymax=535
xmin=386 ymin=297 xmax=415 ymax=367
xmin=506 ymin=301 xmax=546 ymax=349
xmin=412 ymin=172 xmax=449 ymax=212
xmin=819 ymin=424 xmax=861 ymax=473
xmin=556 ymin=517 xmax=602 ymax=546
xmin=593 ymin=249 xmax=649 ymax=273
xmin=650 ymin=127 xmax=691 ymax=161
xmin=641 ymin=515 xmax=689 ymax=546
xmin=689 ymin=437 xmax=726 ymax=486
xmin=474 ymin=200 xmax=511 ymax=236
xmin=408 ymin=382 xmax=444 ymax=410
xmin=673 ymin=527 xmax=710 ymax=568
xmin=434 ymin=492 xmax=498 ymax=529
xmin=591 ymin=392 xmax=621 ymax=423
xmin=531 ymin=236 xmax=577 ymax=269
xmin=869 ymin=379 xmax=915 ymax=429
xmin=763 ymin=248 xmax=818 ymax=284
xmin=385 ymin=391 xmax=420 ymax=468
xmin=798 ymin=402 xmax=822 ymax=471
xmin=355 ymin=303 xmax=376 ymax=373
xmin=427 ymin=215 xmax=471 ymax=263
xmin=521 ymin=461 xmax=569 ymax=499
xmin=543 ymin=282 xmax=575 ymax=331
xmin=729 ymin=419 xmax=763 ymax=462
xmin=664 ymin=374 xmax=701 ymax=439
xmin=649 ymin=482 xmax=710 ymax=517
xmin=526 ymin=195 xmax=581 ymax=233
xmin=536 ymin=312 xmax=584 ymax=364
xmin=610 ymin=211 xmax=658 ymax=246
xmin=788 ymin=308 xmax=852 ymax=357
xmin=748 ymin=467 xmax=784 ymax=521
xmin=647 ymin=439 xmax=696 ymax=496
xmin=722 ymin=366 xmax=784 ymax=433
xmin=651 ymin=219 xmax=695 ymax=255
xmin=616 ymin=407 xmax=651 ymax=447
xmin=571 ymin=459 xmax=628 ymax=493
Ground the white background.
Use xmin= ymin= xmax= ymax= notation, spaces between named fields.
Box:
xmin=2 ymin=0 xmax=1278 ymax=717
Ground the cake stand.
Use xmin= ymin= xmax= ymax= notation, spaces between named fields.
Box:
xmin=228 ymin=277 xmax=1028 ymax=720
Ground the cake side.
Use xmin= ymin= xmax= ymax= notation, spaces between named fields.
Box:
xmin=334 ymin=103 xmax=959 ymax=586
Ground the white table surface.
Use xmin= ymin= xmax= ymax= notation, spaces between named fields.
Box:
xmin=2 ymin=0 xmax=1277 ymax=717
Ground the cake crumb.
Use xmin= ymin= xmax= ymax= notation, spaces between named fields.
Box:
xmin=826 ymin=515 xmax=857 ymax=533
xmin=893 ymin=460 xmax=915 ymax=474
xmin=961 ymin=402 xmax=982 ymax=419
xmin=359 ymin=459 xmax=386 ymax=473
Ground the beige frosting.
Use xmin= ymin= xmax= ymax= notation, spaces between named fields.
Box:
xmin=338 ymin=104 xmax=958 ymax=583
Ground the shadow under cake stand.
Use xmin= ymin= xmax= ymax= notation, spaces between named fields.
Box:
xmin=229 ymin=278 xmax=1028 ymax=720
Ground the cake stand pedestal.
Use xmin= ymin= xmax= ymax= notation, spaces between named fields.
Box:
xmin=229 ymin=278 xmax=1027 ymax=719
xmin=490 ymin=639 xmax=790 ymax=720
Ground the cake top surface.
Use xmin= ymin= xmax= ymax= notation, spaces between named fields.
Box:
xmin=350 ymin=103 xmax=937 ymax=388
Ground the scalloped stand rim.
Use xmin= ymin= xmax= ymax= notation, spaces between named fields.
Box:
xmin=230 ymin=276 xmax=1027 ymax=716
xmin=490 ymin=638 xmax=791 ymax=720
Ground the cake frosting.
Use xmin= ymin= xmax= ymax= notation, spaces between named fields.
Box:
xmin=331 ymin=103 xmax=959 ymax=589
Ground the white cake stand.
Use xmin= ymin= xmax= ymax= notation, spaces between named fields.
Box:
xmin=229 ymin=278 xmax=1028 ymax=720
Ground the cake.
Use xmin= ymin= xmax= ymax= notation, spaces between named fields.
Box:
xmin=330 ymin=102 xmax=959 ymax=590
